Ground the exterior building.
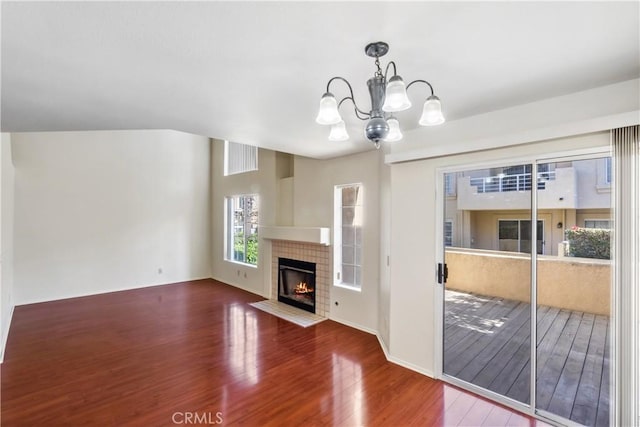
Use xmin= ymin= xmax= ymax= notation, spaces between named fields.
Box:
xmin=445 ymin=158 xmax=612 ymax=255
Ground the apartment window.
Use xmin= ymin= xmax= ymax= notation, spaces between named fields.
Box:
xmin=226 ymin=195 xmax=259 ymax=265
xmin=605 ymin=157 xmax=612 ymax=184
xmin=444 ymin=220 xmax=453 ymax=247
xmin=224 ymin=141 xmax=258 ymax=176
xmin=498 ymin=219 xmax=543 ymax=254
xmin=334 ymin=184 xmax=363 ymax=290
xmin=445 ymin=174 xmax=456 ymax=197
xmin=585 ymin=219 xmax=611 ymax=229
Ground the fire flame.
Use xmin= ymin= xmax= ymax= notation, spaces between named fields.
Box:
xmin=294 ymin=282 xmax=314 ymax=294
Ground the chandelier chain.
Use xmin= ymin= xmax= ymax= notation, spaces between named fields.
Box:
xmin=374 ymin=56 xmax=383 ymax=77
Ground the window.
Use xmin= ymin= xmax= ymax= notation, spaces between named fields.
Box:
xmin=444 ymin=220 xmax=453 ymax=247
xmin=585 ymin=219 xmax=611 ymax=229
xmin=334 ymin=184 xmax=363 ymax=289
xmin=225 ymin=195 xmax=259 ymax=265
xmin=596 ymin=156 xmax=612 ymax=191
xmin=224 ymin=141 xmax=258 ymax=176
xmin=498 ymin=219 xmax=543 ymax=254
xmin=445 ymin=174 xmax=456 ymax=196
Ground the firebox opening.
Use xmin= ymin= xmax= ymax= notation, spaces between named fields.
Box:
xmin=278 ymin=258 xmax=316 ymax=314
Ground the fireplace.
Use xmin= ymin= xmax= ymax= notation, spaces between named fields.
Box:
xmin=278 ymin=257 xmax=316 ymax=313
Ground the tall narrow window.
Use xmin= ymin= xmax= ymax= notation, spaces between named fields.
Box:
xmin=226 ymin=195 xmax=259 ymax=265
xmin=224 ymin=141 xmax=258 ymax=176
xmin=334 ymin=184 xmax=363 ymax=289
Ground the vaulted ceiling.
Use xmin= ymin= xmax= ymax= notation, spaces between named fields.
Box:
xmin=2 ymin=2 xmax=639 ymax=159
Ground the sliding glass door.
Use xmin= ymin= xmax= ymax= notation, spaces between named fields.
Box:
xmin=535 ymin=158 xmax=611 ymax=425
xmin=441 ymin=155 xmax=612 ymax=426
xmin=443 ymin=163 xmax=532 ymax=405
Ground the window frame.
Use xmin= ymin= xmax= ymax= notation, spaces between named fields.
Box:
xmin=333 ymin=183 xmax=363 ymax=291
xmin=225 ymin=194 xmax=259 ymax=267
xmin=497 ymin=218 xmax=544 ymax=254
xmin=584 ymin=219 xmax=612 ymax=229
xmin=224 ymin=140 xmax=258 ymax=176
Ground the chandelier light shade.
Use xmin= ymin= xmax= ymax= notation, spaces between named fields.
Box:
xmin=315 ymin=92 xmax=342 ymax=125
xmin=315 ymin=41 xmax=445 ymax=148
xmin=382 ymin=76 xmax=411 ymax=112
xmin=328 ymin=120 xmax=349 ymax=141
xmin=419 ymin=95 xmax=445 ymax=126
xmin=384 ymin=117 xmax=403 ymax=142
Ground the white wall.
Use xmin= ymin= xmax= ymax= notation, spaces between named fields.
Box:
xmin=387 ymin=78 xmax=639 ymax=163
xmin=293 ymin=150 xmax=380 ymax=332
xmin=378 ymin=148 xmax=392 ymax=349
xmin=388 ymin=132 xmax=609 ymax=376
xmin=210 ymin=141 xmax=277 ymax=297
xmin=12 ymin=130 xmax=211 ymax=304
xmin=1 ymin=133 xmax=16 ymax=361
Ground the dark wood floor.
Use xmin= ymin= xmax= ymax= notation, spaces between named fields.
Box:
xmin=2 ymin=280 xmax=552 ymax=426
xmin=445 ymin=290 xmax=609 ymax=427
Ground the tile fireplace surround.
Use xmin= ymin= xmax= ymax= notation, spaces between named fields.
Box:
xmin=270 ymin=240 xmax=330 ymax=318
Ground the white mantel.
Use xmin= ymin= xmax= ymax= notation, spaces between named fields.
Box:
xmin=261 ymin=226 xmax=331 ymax=246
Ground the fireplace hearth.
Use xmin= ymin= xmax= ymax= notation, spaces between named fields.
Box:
xmin=278 ymin=258 xmax=316 ymax=313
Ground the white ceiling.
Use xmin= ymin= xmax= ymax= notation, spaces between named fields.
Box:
xmin=1 ymin=1 xmax=639 ymax=159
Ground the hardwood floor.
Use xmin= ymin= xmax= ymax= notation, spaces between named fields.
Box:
xmin=2 ymin=280 xmax=552 ymax=426
xmin=444 ymin=290 xmax=609 ymax=426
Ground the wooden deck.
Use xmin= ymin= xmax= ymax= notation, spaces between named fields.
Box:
xmin=444 ymin=290 xmax=609 ymax=427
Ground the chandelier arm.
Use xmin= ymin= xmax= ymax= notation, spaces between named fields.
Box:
xmin=383 ymin=61 xmax=397 ymax=81
xmin=337 ymin=96 xmax=370 ymax=120
xmin=353 ymin=107 xmax=370 ymax=121
xmin=406 ymin=79 xmax=435 ymax=96
xmin=327 ymin=76 xmax=370 ymax=118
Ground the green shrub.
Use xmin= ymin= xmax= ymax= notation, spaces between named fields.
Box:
xmin=565 ymin=226 xmax=611 ymax=260
xmin=246 ymin=234 xmax=258 ymax=264
xmin=234 ymin=232 xmax=258 ymax=265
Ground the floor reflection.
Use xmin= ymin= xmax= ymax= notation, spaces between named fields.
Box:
xmin=224 ymin=304 xmax=259 ymax=385
xmin=332 ymin=352 xmax=363 ymax=426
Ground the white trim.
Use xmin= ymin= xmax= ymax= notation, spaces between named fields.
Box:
xmin=375 ymin=332 xmax=391 ymax=360
xmin=260 ymin=226 xmax=330 ymax=246
xmin=434 ymin=169 xmax=445 ymax=379
xmin=330 ymin=316 xmax=376 ymax=335
xmin=0 ymin=304 xmax=15 ymax=363
xmin=530 ymin=160 xmax=539 ymax=414
xmin=211 ymin=275 xmax=265 ymax=298
xmin=333 ymin=183 xmax=363 ymax=290
xmin=386 ymin=355 xmax=435 ymax=379
xmin=385 ymin=110 xmax=638 ymax=164
xmin=373 ymin=331 xmax=435 ymax=378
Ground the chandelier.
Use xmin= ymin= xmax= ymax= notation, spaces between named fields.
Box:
xmin=315 ymin=41 xmax=445 ymax=148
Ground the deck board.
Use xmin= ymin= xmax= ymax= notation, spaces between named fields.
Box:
xmin=444 ymin=290 xmax=609 ymax=427
xmin=572 ymin=314 xmax=607 ymax=425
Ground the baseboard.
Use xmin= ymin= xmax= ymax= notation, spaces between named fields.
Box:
xmin=374 ymin=332 xmax=435 ymax=378
xmin=329 ymin=316 xmax=377 ymax=335
xmin=386 ymin=354 xmax=435 ymax=378
xmin=15 ymin=277 xmax=212 ymax=306
xmin=375 ymin=332 xmax=391 ymax=360
xmin=210 ymin=275 xmax=266 ymax=298
xmin=0 ymin=304 xmax=15 ymax=364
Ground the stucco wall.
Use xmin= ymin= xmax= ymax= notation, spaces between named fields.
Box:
xmin=446 ymin=248 xmax=610 ymax=315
